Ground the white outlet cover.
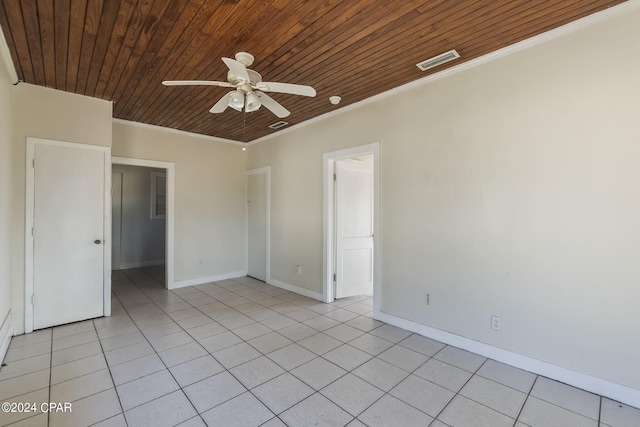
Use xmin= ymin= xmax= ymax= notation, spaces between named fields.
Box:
xmin=491 ymin=315 xmax=502 ymax=331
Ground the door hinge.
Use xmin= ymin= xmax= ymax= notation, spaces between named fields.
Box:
xmin=333 ymin=172 xmax=336 ymax=181
xmin=31 ymin=295 xmax=35 ymax=306
xmin=32 ymin=158 xmax=35 ymax=168
xmin=333 ymin=273 xmax=336 ymax=283
xmin=31 ymin=227 xmax=35 ymax=236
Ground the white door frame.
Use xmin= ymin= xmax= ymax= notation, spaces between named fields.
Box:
xmin=25 ymin=137 xmax=111 ymax=333
xmin=245 ymin=166 xmax=271 ymax=282
xmin=323 ymin=142 xmax=380 ymax=308
xmin=111 ymin=171 xmax=123 ymax=271
xmin=112 ymin=156 xmax=175 ymax=289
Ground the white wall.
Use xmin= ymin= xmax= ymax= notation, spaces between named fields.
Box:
xmin=112 ymin=164 xmax=166 ymax=269
xmin=112 ymin=121 xmax=246 ymax=286
xmin=247 ymin=7 xmax=640 ymax=395
xmin=0 ymin=41 xmax=13 ymax=359
xmin=11 ymin=84 xmax=113 ymax=334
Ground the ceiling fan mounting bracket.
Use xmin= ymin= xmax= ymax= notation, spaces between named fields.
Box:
xmin=234 ymin=52 xmax=255 ymax=67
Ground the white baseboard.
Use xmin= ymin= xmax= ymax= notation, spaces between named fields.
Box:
xmin=268 ymin=278 xmax=324 ymax=301
xmin=171 ymin=270 xmax=247 ymax=289
xmin=374 ymin=309 xmax=640 ymax=409
xmin=0 ymin=310 xmax=12 ymax=363
xmin=118 ymin=259 xmax=166 ymax=270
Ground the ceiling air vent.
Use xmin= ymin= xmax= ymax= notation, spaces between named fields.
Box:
xmin=268 ymin=121 xmax=289 ymax=129
xmin=416 ymin=49 xmax=460 ymax=71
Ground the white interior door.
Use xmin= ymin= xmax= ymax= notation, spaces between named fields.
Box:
xmin=247 ymin=169 xmax=268 ymax=281
xmin=33 ymin=143 xmax=106 ymax=330
xmin=111 ymin=172 xmax=123 ymax=270
xmin=335 ymin=159 xmax=374 ymax=298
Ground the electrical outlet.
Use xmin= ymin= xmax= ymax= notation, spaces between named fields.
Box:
xmin=198 ymin=258 xmax=204 ymax=265
xmin=491 ymin=315 xmax=502 ymax=331
xmin=296 ymin=265 xmax=302 ymax=275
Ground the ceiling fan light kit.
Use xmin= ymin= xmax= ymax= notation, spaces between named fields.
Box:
xmin=245 ymin=92 xmax=261 ymax=112
xmin=163 ymin=52 xmax=316 ymax=119
xmin=228 ymin=90 xmax=245 ymax=111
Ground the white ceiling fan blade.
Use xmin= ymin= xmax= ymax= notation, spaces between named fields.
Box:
xmin=256 ymin=91 xmax=290 ymax=118
xmin=222 ymin=57 xmax=251 ymax=82
xmin=209 ymin=92 xmax=233 ymax=113
xmin=256 ymin=82 xmax=316 ymax=97
xmin=162 ymin=80 xmax=233 ymax=87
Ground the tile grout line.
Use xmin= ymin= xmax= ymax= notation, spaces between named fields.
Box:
xmin=203 ymin=276 xmax=353 ymax=421
xmin=6 ymin=268 xmax=632 ymax=426
xmin=131 ymin=269 xmax=424 ymax=423
xmin=90 ymin=317 xmax=129 ymax=427
xmin=451 ymin=372 xmax=528 ymax=422
xmin=313 ymin=335 xmax=445 ymax=424
xmin=41 ymin=326 xmax=127 ymax=426
xmin=116 ymin=270 xmax=215 ymax=417
xmin=169 ymin=275 xmax=322 ymax=425
xmin=598 ymin=395 xmax=603 ymax=426
xmin=513 ymin=374 xmax=539 ymax=426
xmin=522 ymin=376 xmax=604 ymax=423
xmin=0 ymin=329 xmax=52 ymax=425
xmin=47 ymin=328 xmax=52 ymax=427
xmin=118 ymin=269 xmax=279 ymax=422
xmin=236 ymin=288 xmax=380 ymax=422
xmin=426 ymin=349 xmax=490 ymax=426
xmin=124 ymin=269 xmax=381 ymax=423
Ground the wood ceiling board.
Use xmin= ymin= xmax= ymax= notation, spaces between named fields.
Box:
xmin=128 ymin=1 xmax=258 ymax=123
xmin=0 ymin=1 xmax=28 ymax=82
xmin=53 ymin=0 xmax=70 ymax=89
xmin=116 ymin=0 xmax=209 ymax=117
xmin=0 ymin=0 xmax=628 ymax=142
xmin=116 ymin=0 xmax=220 ymax=117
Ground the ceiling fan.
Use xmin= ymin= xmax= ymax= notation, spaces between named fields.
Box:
xmin=162 ymin=52 xmax=316 ymax=118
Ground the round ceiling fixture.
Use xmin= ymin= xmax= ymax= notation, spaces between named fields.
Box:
xmin=329 ymin=96 xmax=341 ymax=105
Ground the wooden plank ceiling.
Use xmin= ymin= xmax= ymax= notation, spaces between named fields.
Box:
xmin=0 ymin=0 xmax=627 ymax=142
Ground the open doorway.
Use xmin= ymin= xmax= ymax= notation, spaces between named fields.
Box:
xmin=246 ymin=167 xmax=270 ymax=283
xmin=112 ymin=157 xmax=175 ymax=289
xmin=112 ymin=164 xmax=167 ymax=285
xmin=324 ymin=143 xmax=380 ymax=309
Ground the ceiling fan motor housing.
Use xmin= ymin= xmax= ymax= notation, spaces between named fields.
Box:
xmin=227 ymin=69 xmax=262 ymax=86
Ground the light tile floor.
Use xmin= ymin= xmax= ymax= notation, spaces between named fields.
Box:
xmin=1 ymin=266 xmax=639 ymax=427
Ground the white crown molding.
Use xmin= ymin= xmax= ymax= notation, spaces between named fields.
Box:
xmin=0 ymin=27 xmax=19 ymax=84
xmin=112 ymin=118 xmax=245 ymax=146
xmin=248 ymin=0 xmax=640 ymax=145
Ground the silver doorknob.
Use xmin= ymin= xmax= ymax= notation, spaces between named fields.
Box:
xmin=94 ymin=240 xmax=102 ymax=244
